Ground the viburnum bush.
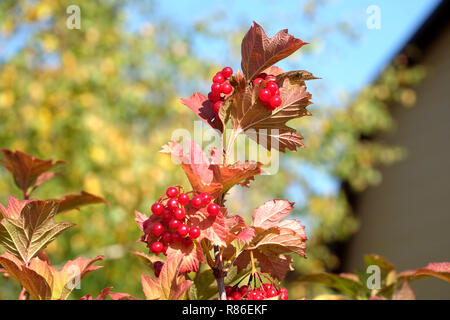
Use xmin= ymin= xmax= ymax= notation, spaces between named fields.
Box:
xmin=0 ymin=22 xmax=448 ymax=300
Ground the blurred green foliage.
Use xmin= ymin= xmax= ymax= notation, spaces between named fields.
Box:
xmin=0 ymin=0 xmax=425 ymax=299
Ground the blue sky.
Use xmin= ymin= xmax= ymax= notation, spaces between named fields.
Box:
xmin=153 ymin=0 xmax=440 ymax=105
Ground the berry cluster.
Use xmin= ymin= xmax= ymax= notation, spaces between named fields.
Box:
xmin=207 ymin=66 xmax=234 ymax=117
xmin=254 ymin=73 xmax=282 ymax=111
xmin=144 ymin=186 xmax=220 ymax=255
xmin=223 ymin=283 xmax=288 ymax=300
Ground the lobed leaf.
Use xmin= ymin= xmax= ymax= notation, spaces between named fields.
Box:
xmin=54 ymin=191 xmax=107 ymax=213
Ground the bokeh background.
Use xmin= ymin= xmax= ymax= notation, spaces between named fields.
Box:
xmin=1 ymin=0 xmax=449 ymax=299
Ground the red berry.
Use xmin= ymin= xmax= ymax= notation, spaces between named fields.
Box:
xmin=200 ymin=192 xmax=212 ymax=206
xmin=151 ymin=241 xmax=163 ymax=254
xmin=231 ymin=291 xmax=242 ymax=300
xmin=222 ymin=67 xmax=233 ymax=78
xmin=248 ymin=290 xmax=258 ymax=300
xmin=259 ymin=88 xmax=272 ymax=102
xmin=255 ymin=293 xmax=264 ymax=300
xmin=212 ymin=101 xmax=222 ymax=113
xmin=278 ymin=287 xmax=288 ymax=294
xmin=213 ymin=72 xmax=225 ymax=84
xmin=279 ymin=292 xmax=288 ymax=300
xmin=178 ymin=193 xmax=190 ymax=206
xmin=265 ymin=288 xmax=278 ymax=298
xmin=151 ymin=223 xmax=164 ymax=237
xmin=208 ymin=91 xmax=220 ymax=102
xmin=262 ymin=283 xmax=273 ymax=291
xmin=177 ymin=224 xmax=189 ymax=237
xmin=143 ymin=218 xmax=151 ymax=232
xmin=166 ymin=187 xmax=179 ymax=198
xmin=239 ymin=285 xmax=249 ymax=296
xmin=169 ymin=218 xmax=181 ymax=230
xmin=269 ymin=95 xmax=282 ymax=109
xmin=162 ymin=244 xmax=168 ymax=256
xmin=221 ymin=82 xmax=233 ymax=94
xmin=253 ymin=77 xmax=264 ymax=85
xmin=151 ymin=202 xmax=164 ymax=215
xmin=171 ymin=232 xmax=181 ymax=242
xmin=167 ymin=198 xmax=179 ymax=211
xmin=191 ymin=196 xmax=203 ymax=208
xmin=207 ymin=203 xmax=220 ymax=216
xmin=227 ymin=296 xmax=234 ymax=300
xmin=154 ymin=261 xmax=163 ymax=277
xmin=189 ymin=227 xmax=201 ymax=239
xmin=162 ymin=207 xmax=172 ymax=220
xmin=173 ymin=207 xmax=185 ymax=220
xmin=266 ymin=81 xmax=278 ymax=94
xmin=182 ymin=237 xmax=193 ymax=248
xmin=273 ymin=89 xmax=280 ymax=96
xmin=211 ymin=82 xmax=222 ymax=94
xmin=265 ymin=75 xmax=277 ymax=82
xmin=162 ymin=231 xmax=172 ymax=243
xmin=225 ymin=286 xmax=233 ymax=296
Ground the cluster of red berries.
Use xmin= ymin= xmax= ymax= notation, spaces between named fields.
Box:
xmin=153 ymin=261 xmax=164 ymax=277
xmin=144 ymin=186 xmax=221 ymax=255
xmin=223 ymin=283 xmax=288 ymax=300
xmin=207 ymin=66 xmax=234 ymax=117
xmin=254 ymin=73 xmax=282 ymax=111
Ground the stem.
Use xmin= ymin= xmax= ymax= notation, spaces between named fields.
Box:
xmin=214 ymin=245 xmax=227 ymax=300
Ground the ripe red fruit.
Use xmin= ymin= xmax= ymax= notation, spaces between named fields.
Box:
xmin=173 ymin=207 xmax=185 ymax=220
xmin=262 ymin=283 xmax=273 ymax=291
xmin=189 ymin=226 xmax=201 ymax=239
xmin=162 ymin=231 xmax=172 ymax=243
xmin=166 ymin=186 xmax=179 ymax=198
xmin=255 ymin=293 xmax=264 ymax=300
xmin=178 ymin=193 xmax=190 ymax=205
xmin=151 ymin=223 xmax=164 ymax=237
xmin=213 ymin=72 xmax=225 ymax=84
xmin=279 ymin=292 xmax=288 ymax=300
xmin=162 ymin=207 xmax=172 ymax=220
xmin=151 ymin=202 xmax=164 ymax=215
xmin=169 ymin=218 xmax=181 ymax=230
xmin=222 ymin=67 xmax=233 ymax=78
xmin=207 ymin=203 xmax=220 ymax=216
xmin=171 ymin=232 xmax=181 ymax=242
xmin=154 ymin=261 xmax=163 ymax=277
xmin=225 ymin=286 xmax=233 ymax=296
xmin=231 ymin=291 xmax=242 ymax=300
xmin=265 ymin=288 xmax=278 ymax=298
xmin=177 ymin=224 xmax=189 ymax=237
xmin=191 ymin=196 xmax=203 ymax=208
xmin=259 ymin=88 xmax=272 ymax=102
xmin=221 ymin=82 xmax=233 ymax=94
xmin=239 ymin=285 xmax=249 ymax=296
xmin=200 ymin=192 xmax=212 ymax=205
xmin=211 ymin=82 xmax=222 ymax=94
xmin=167 ymin=198 xmax=179 ymax=211
xmin=269 ymin=95 xmax=282 ymax=109
xmin=182 ymin=237 xmax=193 ymax=248
xmin=151 ymin=241 xmax=163 ymax=254
xmin=278 ymin=287 xmax=288 ymax=294
xmin=208 ymin=91 xmax=220 ymax=102
xmin=253 ymin=77 xmax=264 ymax=85
xmin=266 ymin=81 xmax=278 ymax=94
xmin=227 ymin=296 xmax=234 ymax=300
xmin=162 ymin=244 xmax=168 ymax=256
xmin=248 ymin=290 xmax=258 ymax=300
xmin=212 ymin=101 xmax=222 ymax=113
xmin=143 ymin=218 xmax=151 ymax=232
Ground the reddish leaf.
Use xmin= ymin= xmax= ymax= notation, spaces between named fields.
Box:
xmin=399 ymin=262 xmax=450 ymax=283
xmin=135 ymin=210 xmax=148 ymax=232
xmin=80 ymin=287 xmax=137 ymax=300
xmin=0 ymin=252 xmax=52 ymax=300
xmin=0 ymin=149 xmax=65 ymax=195
xmin=241 ymin=22 xmax=307 ymax=80
xmin=180 ymin=92 xmax=223 ymax=132
xmin=224 ymin=214 xmax=255 ymax=244
xmin=392 ymin=279 xmax=415 ymax=300
xmin=141 ymin=254 xmax=193 ymax=300
xmin=0 ymin=200 xmax=74 ymax=263
xmin=212 ymin=161 xmax=263 ymax=192
xmin=187 ymin=205 xmax=228 ymax=247
xmin=54 ymin=191 xmax=107 ymax=213
xmin=252 ymin=199 xmax=294 ymax=229
xmin=229 ymin=78 xmax=311 ymax=152
xmin=165 ymin=242 xmax=204 ymax=274
xmin=0 ymin=196 xmax=33 ymax=220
